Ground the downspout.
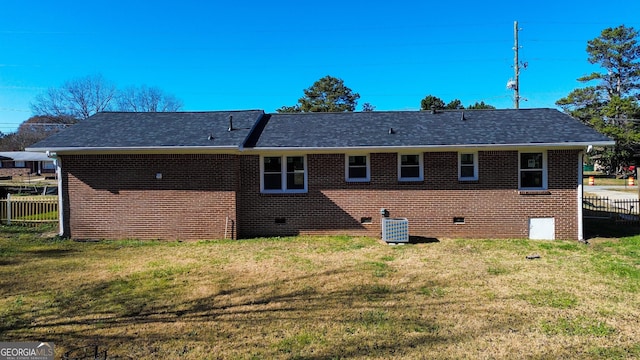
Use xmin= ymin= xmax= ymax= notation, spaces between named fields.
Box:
xmin=47 ymin=151 xmax=64 ymax=237
xmin=577 ymin=150 xmax=584 ymax=241
xmin=57 ymin=157 xmax=64 ymax=237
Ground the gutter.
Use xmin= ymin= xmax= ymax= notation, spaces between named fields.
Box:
xmin=27 ymin=140 xmax=615 ymax=156
xmin=26 ymin=146 xmax=240 ymax=155
xmin=241 ymin=141 xmax=616 ymax=154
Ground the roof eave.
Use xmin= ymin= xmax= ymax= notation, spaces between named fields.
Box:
xmin=25 ymin=146 xmax=241 ymax=155
xmin=26 ymin=141 xmax=615 ymax=156
xmin=245 ymin=141 xmax=616 ymax=153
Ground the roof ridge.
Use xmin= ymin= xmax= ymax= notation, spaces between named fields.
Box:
xmin=267 ymin=108 xmax=557 ymax=115
xmin=97 ymin=109 xmax=265 ymax=114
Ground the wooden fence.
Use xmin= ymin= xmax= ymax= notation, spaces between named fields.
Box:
xmin=583 ymin=196 xmax=640 ymax=223
xmin=0 ymin=194 xmax=58 ymax=225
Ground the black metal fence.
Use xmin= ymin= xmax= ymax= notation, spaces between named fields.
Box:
xmin=583 ymin=196 xmax=640 ymax=223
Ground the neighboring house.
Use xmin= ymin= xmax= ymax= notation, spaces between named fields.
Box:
xmin=27 ymin=109 xmax=613 ymax=241
xmin=0 ymin=151 xmax=56 ymax=178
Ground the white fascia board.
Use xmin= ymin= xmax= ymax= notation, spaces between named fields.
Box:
xmin=243 ymin=141 xmax=615 ymax=154
xmin=26 ymin=141 xmax=615 ymax=155
xmin=24 ymin=146 xmax=241 ymax=155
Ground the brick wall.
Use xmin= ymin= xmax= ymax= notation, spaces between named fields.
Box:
xmin=238 ymin=150 xmax=580 ymax=240
xmin=61 ymin=154 xmax=237 ymax=241
xmin=61 ymin=150 xmax=581 ymax=241
xmin=0 ymin=160 xmax=43 ymax=177
xmin=0 ymin=168 xmax=31 ymax=178
xmin=237 ymin=154 xmax=369 ymax=238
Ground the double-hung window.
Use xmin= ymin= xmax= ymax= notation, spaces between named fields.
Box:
xmin=398 ymin=154 xmax=423 ymax=181
xmin=261 ymin=155 xmax=307 ymax=193
xmin=519 ymin=151 xmax=547 ymax=189
xmin=346 ymin=155 xmax=370 ymax=182
xmin=459 ymin=152 xmax=478 ymax=181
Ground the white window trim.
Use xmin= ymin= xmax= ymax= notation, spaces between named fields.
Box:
xmin=345 ymin=154 xmax=370 ymax=182
xmin=518 ymin=151 xmax=548 ymax=190
xmin=458 ymin=151 xmax=478 ymax=181
xmin=260 ymin=155 xmax=308 ymax=194
xmin=397 ymin=153 xmax=424 ymax=182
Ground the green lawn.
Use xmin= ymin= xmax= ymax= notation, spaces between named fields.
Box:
xmin=0 ymin=225 xmax=639 ymax=359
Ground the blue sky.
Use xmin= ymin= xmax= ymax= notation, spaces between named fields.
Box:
xmin=1 ymin=0 xmax=640 ymax=133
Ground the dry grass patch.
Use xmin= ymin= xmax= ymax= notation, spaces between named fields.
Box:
xmin=0 ymin=226 xmax=639 ymax=359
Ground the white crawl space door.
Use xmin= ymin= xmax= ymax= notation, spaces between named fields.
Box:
xmin=529 ymin=217 xmax=555 ymax=240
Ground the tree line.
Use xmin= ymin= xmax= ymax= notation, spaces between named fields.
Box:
xmin=0 ymin=75 xmax=183 ymax=151
xmin=275 ymin=75 xmax=495 ymax=113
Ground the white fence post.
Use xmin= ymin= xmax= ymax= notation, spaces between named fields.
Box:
xmin=0 ymin=194 xmax=58 ymax=225
xmin=6 ymin=193 xmax=11 ymax=225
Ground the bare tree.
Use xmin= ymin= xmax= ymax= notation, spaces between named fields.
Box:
xmin=31 ymin=74 xmax=117 ymax=120
xmin=116 ymin=85 xmax=183 ymax=112
xmin=30 ymin=88 xmax=68 ymax=118
xmin=67 ymin=74 xmax=117 ymax=119
xmin=31 ymin=75 xmax=184 ymax=119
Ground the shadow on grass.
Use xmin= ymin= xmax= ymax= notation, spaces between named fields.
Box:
xmin=409 ymin=236 xmax=440 ymax=244
xmin=0 ymin=264 xmax=516 ymax=359
xmin=584 ymin=218 xmax=640 ymax=239
xmin=25 ymin=248 xmax=76 ymax=257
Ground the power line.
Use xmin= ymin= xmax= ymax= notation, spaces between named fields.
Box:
xmin=0 ymin=108 xmax=30 ymax=112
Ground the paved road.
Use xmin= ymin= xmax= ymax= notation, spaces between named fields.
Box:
xmin=584 ymin=185 xmax=638 ymax=200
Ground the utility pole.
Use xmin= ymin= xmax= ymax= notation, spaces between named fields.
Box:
xmin=513 ymin=20 xmax=520 ymax=109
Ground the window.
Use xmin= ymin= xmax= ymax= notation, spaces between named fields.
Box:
xmin=519 ymin=151 xmax=547 ymax=189
xmin=263 ymin=156 xmax=282 ymax=190
xmin=261 ymin=155 xmax=307 ymax=193
xmin=459 ymin=152 xmax=478 ymax=181
xmin=346 ymin=155 xmax=370 ymax=182
xmin=14 ymin=161 xmax=25 ymax=168
xmin=398 ymin=154 xmax=423 ymax=181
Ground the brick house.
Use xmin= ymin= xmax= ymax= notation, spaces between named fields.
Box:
xmin=0 ymin=151 xmax=55 ymax=178
xmin=27 ymin=108 xmax=613 ymax=241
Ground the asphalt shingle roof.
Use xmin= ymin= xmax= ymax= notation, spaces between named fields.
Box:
xmin=27 ymin=108 xmax=613 ymax=152
xmin=28 ymin=110 xmax=264 ymax=150
xmin=253 ymin=108 xmax=613 ymax=148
